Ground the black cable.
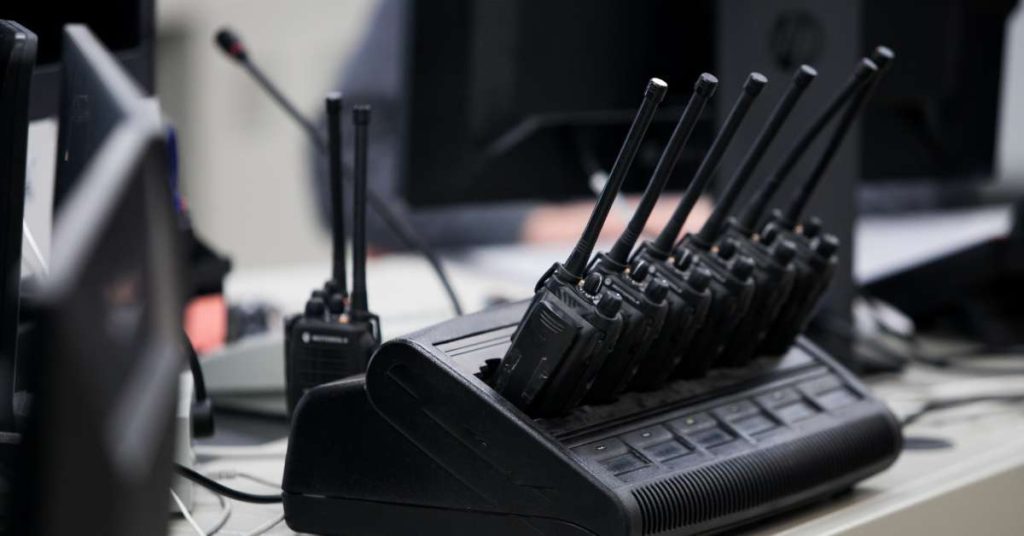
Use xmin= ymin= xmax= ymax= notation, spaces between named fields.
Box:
xmin=902 ymin=395 xmax=1024 ymax=428
xmin=184 ymin=330 xmax=207 ymax=401
xmin=175 ymin=463 xmax=283 ymax=504
xmin=184 ymin=331 xmax=216 ymax=438
xmin=364 ymin=192 xmax=463 ymax=316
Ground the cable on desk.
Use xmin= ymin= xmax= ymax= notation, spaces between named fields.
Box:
xmin=172 ymin=487 xmax=233 ymax=536
xmin=176 ymin=464 xmax=283 ymax=504
xmin=206 ymin=469 xmax=281 ymax=490
xmin=901 ymin=394 xmax=1024 ymax=428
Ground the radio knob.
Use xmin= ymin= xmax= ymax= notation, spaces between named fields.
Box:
xmin=687 ymin=267 xmax=712 ymax=292
xmin=644 ymin=280 xmax=668 ymax=303
xmin=630 ymin=260 xmax=651 ymax=282
xmin=581 ymin=272 xmax=603 ymax=295
xmin=731 ymin=257 xmax=755 ymax=281
xmin=597 ymin=292 xmax=622 ymax=317
xmin=305 ymin=297 xmax=326 ymax=317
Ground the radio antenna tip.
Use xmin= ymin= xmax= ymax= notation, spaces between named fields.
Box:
xmin=646 ymin=77 xmax=669 ymax=100
xmin=871 ymin=46 xmax=895 ymax=69
xmin=744 ymin=72 xmax=769 ymax=95
xmin=795 ymin=65 xmax=818 ymax=87
xmin=695 ymin=73 xmax=719 ymax=96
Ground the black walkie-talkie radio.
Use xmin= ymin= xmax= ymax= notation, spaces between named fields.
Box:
xmin=583 ymin=74 xmax=717 ymax=402
xmin=627 ymin=73 xmax=766 ymax=387
xmin=284 ymin=96 xmax=381 ymax=415
xmin=491 ymin=78 xmax=667 ymax=417
xmin=753 ymin=48 xmax=894 ymax=356
xmin=688 ymin=65 xmax=819 ymax=368
xmin=674 ymin=66 xmax=823 ymax=376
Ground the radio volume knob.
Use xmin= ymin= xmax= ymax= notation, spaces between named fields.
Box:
xmin=597 ymin=292 xmax=622 ymax=318
xmin=630 ymin=260 xmax=651 ymax=282
xmin=687 ymin=267 xmax=712 ymax=292
xmin=582 ymin=272 xmax=603 ymax=295
xmin=644 ymin=280 xmax=668 ymax=303
xmin=305 ymin=297 xmax=327 ymax=317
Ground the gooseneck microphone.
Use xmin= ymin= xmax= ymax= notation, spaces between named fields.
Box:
xmin=215 ymin=28 xmax=325 ymax=150
xmin=783 ymin=48 xmax=894 ymax=224
xmin=563 ymin=78 xmax=668 ymax=277
xmin=325 ymin=93 xmax=348 ymax=297
xmin=651 ymin=73 xmax=767 ymax=255
xmin=607 ymin=74 xmax=718 ymax=264
xmin=737 ymin=58 xmax=879 ymax=231
xmin=350 ymin=106 xmax=371 ymax=319
xmin=695 ymin=65 xmax=817 ymax=243
xmin=213 ymin=26 xmax=463 ymax=315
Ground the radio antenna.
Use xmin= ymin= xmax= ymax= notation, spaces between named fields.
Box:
xmin=563 ymin=78 xmax=667 ymax=277
xmin=350 ymin=105 xmax=372 ymax=317
xmin=738 ymin=57 xmax=879 ymax=230
xmin=325 ymin=93 xmax=348 ymax=296
xmin=607 ymin=74 xmax=717 ymax=264
xmin=783 ymin=47 xmax=893 ymax=224
xmin=696 ymin=65 xmax=817 ymax=243
xmin=652 ymin=73 xmax=767 ymax=254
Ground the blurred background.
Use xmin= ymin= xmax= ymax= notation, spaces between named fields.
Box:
xmin=149 ymin=0 xmax=1024 ymax=270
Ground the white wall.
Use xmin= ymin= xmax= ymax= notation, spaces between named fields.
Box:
xmin=155 ymin=0 xmax=378 ymax=270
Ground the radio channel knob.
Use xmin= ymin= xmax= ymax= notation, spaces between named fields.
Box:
xmin=324 ymin=278 xmax=341 ymax=294
xmin=760 ymin=225 xmax=779 ymax=245
xmin=644 ymin=279 xmax=668 ymax=303
xmin=630 ymin=260 xmax=651 ymax=282
xmin=581 ymin=272 xmax=603 ymax=295
xmin=310 ymin=289 xmax=328 ymax=301
xmin=687 ymin=267 xmax=712 ymax=292
xmin=327 ymin=293 xmax=346 ymax=315
xmin=813 ymin=234 xmax=839 ymax=258
xmin=673 ymin=250 xmax=695 ymax=271
xmin=801 ymin=217 xmax=823 ymax=238
xmin=597 ymin=291 xmax=623 ymax=318
xmin=717 ymin=239 xmax=737 ymax=260
xmin=305 ymin=297 xmax=327 ymax=317
xmin=731 ymin=256 xmax=755 ymax=281
xmin=772 ymin=240 xmax=797 ymax=265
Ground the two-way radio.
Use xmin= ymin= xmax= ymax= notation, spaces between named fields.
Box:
xmin=664 ymin=68 xmax=824 ymax=378
xmin=693 ymin=65 xmax=820 ymax=368
xmin=490 ymin=79 xmax=667 ymax=417
xmin=756 ymin=47 xmax=895 ymax=355
xmin=284 ymin=96 xmax=381 ymax=415
xmin=583 ymin=74 xmax=718 ymax=402
xmin=627 ymin=73 xmax=767 ymax=387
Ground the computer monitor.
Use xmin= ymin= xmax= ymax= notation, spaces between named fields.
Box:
xmin=401 ymin=0 xmax=715 ymax=207
xmin=0 ymin=20 xmax=36 ymax=430
xmin=53 ymin=22 xmax=150 ymax=209
xmin=11 ymin=24 xmax=183 ymax=536
xmin=0 ymin=0 xmax=155 ymax=119
xmin=401 ymin=0 xmax=1017 ymax=213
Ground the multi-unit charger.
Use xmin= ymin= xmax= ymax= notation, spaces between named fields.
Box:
xmin=283 ymin=47 xmax=901 ymax=535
